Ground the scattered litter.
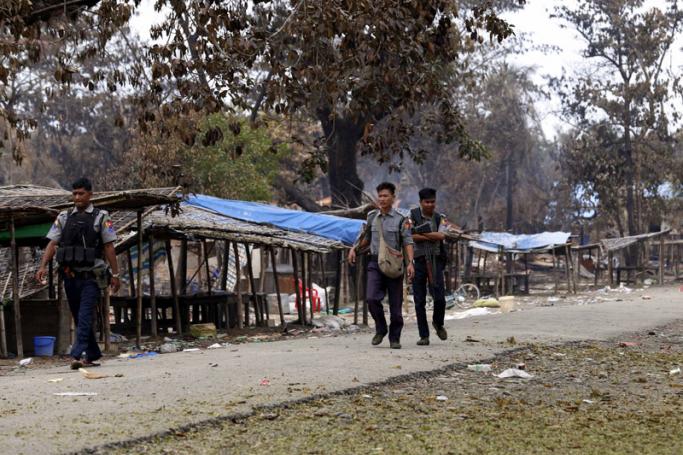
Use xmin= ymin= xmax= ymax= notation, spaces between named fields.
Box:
xmin=259 ymin=378 xmax=271 ymax=386
xmin=642 ymin=295 xmax=652 ymax=300
xmin=109 ymin=332 xmax=127 ymax=343
xmin=547 ymin=297 xmax=560 ymax=303
xmin=53 ymin=392 xmax=97 ymax=397
xmin=19 ymin=358 xmax=33 ymax=367
xmin=445 ymin=308 xmax=498 ymax=320
xmin=261 ymin=412 xmax=278 ymax=420
xmin=670 ymin=367 xmax=681 ymax=376
xmin=497 ymin=368 xmax=534 ymax=379
xmin=467 ymin=364 xmax=492 ymax=373
xmin=582 ymin=399 xmax=594 ymax=404
xmin=182 ymin=348 xmax=201 ymax=352
xmin=362 ymin=394 xmax=372 ymax=399
xmin=190 ymin=323 xmax=217 ymax=338
xmin=464 ymin=336 xmax=480 ymax=343
xmin=47 ymin=378 xmax=64 ymax=383
xmin=164 ymin=337 xmax=173 ymax=342
xmin=619 ymin=342 xmax=638 ymax=348
xmin=515 ymin=363 xmax=526 ymax=370
xmin=506 ymin=336 xmax=517 ymax=345
xmin=160 ymin=343 xmax=179 ymax=354
xmin=552 ymin=353 xmax=567 ymax=358
xmin=128 ymin=351 xmax=159 ymax=358
xmin=643 ymin=279 xmax=653 ymax=286
xmin=79 ymin=368 xmax=108 ymax=380
xmin=209 ymin=363 xmax=219 ymax=368
xmin=114 ymin=373 xmax=124 ymax=378
xmin=207 ymin=343 xmax=223 ymax=349
xmin=474 ymin=298 xmax=500 ymax=308
xmin=436 ymin=395 xmax=448 ymax=401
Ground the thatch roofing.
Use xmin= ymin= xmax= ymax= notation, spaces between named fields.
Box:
xmin=0 ymin=185 xmax=181 ymax=228
xmin=140 ymin=205 xmax=345 ymax=253
xmin=600 ymin=230 xmax=671 ymax=253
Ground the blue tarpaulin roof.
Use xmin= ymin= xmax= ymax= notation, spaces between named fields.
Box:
xmin=186 ymin=194 xmax=364 ymax=246
xmin=470 ymin=231 xmax=571 ymax=253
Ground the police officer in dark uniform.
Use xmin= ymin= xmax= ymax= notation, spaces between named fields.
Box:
xmin=410 ymin=188 xmax=449 ymax=345
xmin=35 ymin=178 xmax=121 ymax=369
xmin=348 ymin=182 xmax=414 ymax=349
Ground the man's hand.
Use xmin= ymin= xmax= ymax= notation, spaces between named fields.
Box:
xmin=110 ymin=276 xmax=121 ymax=293
xmin=348 ymin=248 xmax=357 ymax=265
xmin=406 ymin=262 xmax=415 ymax=282
xmin=35 ymin=267 xmax=47 ymax=284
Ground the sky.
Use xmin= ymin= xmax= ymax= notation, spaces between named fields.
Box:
xmin=129 ymin=0 xmax=677 ymax=140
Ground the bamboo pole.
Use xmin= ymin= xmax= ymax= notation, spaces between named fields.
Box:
xmin=333 ymin=250 xmax=342 ymax=315
xmin=148 ymin=235 xmax=157 ymax=337
xmin=607 ymin=252 xmax=614 ymax=287
xmin=10 ymin=216 xmax=23 ymax=358
xmin=299 ymin=250 xmax=308 ymax=326
xmin=551 ymin=246 xmax=559 ymax=295
xmin=318 ymin=253 xmax=330 ymax=315
xmin=659 ymin=235 xmax=665 ymax=285
xmin=165 ymin=239 xmax=182 ymax=335
xmin=244 ymin=244 xmax=260 ymax=326
xmin=232 ymin=242 xmax=244 ymax=329
xmin=291 ymin=248 xmax=303 ymax=324
xmin=135 ymin=211 xmax=143 ymax=348
xmin=270 ymin=247 xmax=285 ymax=328
xmin=306 ymin=253 xmax=315 ymax=323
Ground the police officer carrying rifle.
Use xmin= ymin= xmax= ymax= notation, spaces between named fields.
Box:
xmin=410 ymin=188 xmax=449 ymax=345
xmin=35 ymin=178 xmax=121 ymax=369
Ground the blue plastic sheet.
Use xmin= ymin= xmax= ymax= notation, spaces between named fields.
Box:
xmin=186 ymin=194 xmax=364 ymax=246
xmin=470 ymin=231 xmax=571 ymax=253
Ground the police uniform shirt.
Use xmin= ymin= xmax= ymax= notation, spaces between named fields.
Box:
xmin=413 ymin=210 xmax=448 ymax=258
xmin=47 ymin=204 xmax=117 ymax=271
xmin=364 ymin=209 xmax=413 ymax=256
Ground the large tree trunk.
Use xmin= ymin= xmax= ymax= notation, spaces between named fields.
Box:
xmin=623 ymin=107 xmax=637 ymax=266
xmin=317 ymin=110 xmax=364 ymax=207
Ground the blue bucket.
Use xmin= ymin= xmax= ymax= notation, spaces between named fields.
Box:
xmin=34 ymin=336 xmax=56 ymax=357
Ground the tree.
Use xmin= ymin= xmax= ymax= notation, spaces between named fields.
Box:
xmin=552 ymin=0 xmax=683 ymax=239
xmin=138 ymin=0 xmax=524 ymax=207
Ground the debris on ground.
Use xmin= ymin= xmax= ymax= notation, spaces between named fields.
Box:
xmin=619 ymin=341 xmax=639 ymax=348
xmin=80 ymin=368 xmax=108 ymax=380
xmin=497 ymin=368 xmax=534 ymax=379
xmin=190 ymin=323 xmax=217 ymax=338
xmin=474 ymin=298 xmax=501 ymax=308
xmin=47 ymin=378 xmax=64 ymax=383
xmin=160 ymin=343 xmax=180 ymax=354
xmin=19 ymin=358 xmax=33 ymax=367
xmin=436 ymin=395 xmax=448 ymax=401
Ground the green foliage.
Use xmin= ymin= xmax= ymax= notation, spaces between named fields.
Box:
xmin=187 ymin=115 xmax=288 ymax=201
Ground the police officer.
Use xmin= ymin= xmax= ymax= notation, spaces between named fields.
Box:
xmin=35 ymin=178 xmax=121 ymax=369
xmin=348 ymin=182 xmax=414 ymax=349
xmin=410 ymin=188 xmax=449 ymax=345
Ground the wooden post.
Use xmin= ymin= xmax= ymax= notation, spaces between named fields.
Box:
xmin=464 ymin=246 xmax=474 ymax=283
xmin=244 ymin=244 xmax=260 ymax=326
xmin=135 ymin=211 xmax=143 ymax=348
xmin=0 ymin=288 xmax=7 ymax=358
xmin=659 ymin=235 xmax=665 ymax=285
xmin=574 ymin=249 xmax=580 ymax=290
xmin=299 ymin=250 xmax=308 ymax=326
xmin=675 ymin=244 xmax=680 ymax=280
xmin=595 ymin=248 xmax=601 ymax=286
xmin=291 ymin=249 xmax=303 ymax=324
xmin=232 ymin=242 xmax=244 ymax=329
xmin=318 ymin=253 xmax=330 ymax=315
xmin=607 ymin=251 xmax=614 ymax=287
xmin=270 ymin=247 xmax=285 ymax=327
xmin=306 ymin=253 xmax=315 ymax=323
xmin=10 ymin=216 xmax=23 ymax=358
xmin=165 ymin=239 xmax=182 ymax=335
xmin=551 ymin=246 xmax=559 ymax=295
xmin=202 ymin=239 xmax=212 ymax=296
xmin=126 ymin=250 xmax=136 ymax=297
xmin=180 ymin=239 xmax=188 ymax=295
xmin=148 ymin=234 xmax=158 ymax=337
xmin=564 ymin=245 xmax=574 ymax=294
xmin=221 ymin=241 xmax=230 ymax=291
xmin=333 ymin=250 xmax=342 ymax=315
xmin=56 ymin=273 xmax=70 ymax=354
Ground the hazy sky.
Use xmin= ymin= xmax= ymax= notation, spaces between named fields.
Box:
xmin=129 ymin=0 xmax=679 ymax=139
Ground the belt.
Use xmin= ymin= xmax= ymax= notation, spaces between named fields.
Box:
xmin=62 ymin=269 xmax=97 ymax=280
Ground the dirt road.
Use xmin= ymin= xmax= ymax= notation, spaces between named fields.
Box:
xmin=0 ymin=285 xmax=681 ymax=454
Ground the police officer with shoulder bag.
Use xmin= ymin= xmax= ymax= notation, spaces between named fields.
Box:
xmin=35 ymin=178 xmax=121 ymax=369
